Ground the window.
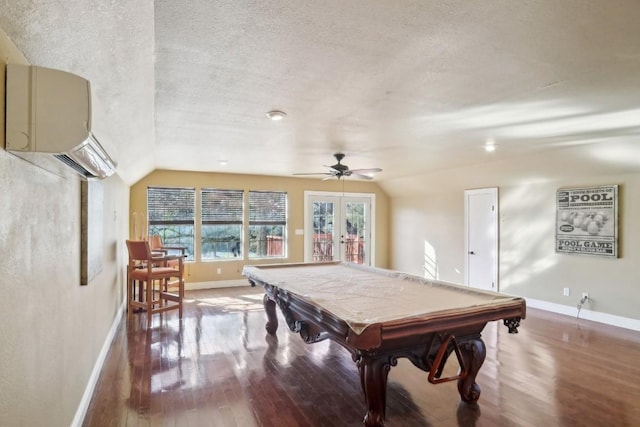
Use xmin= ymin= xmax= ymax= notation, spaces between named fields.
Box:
xmin=201 ymin=189 xmax=244 ymax=260
xmin=249 ymin=191 xmax=287 ymax=258
xmin=147 ymin=187 xmax=195 ymax=260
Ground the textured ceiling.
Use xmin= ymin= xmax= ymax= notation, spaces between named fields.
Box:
xmin=2 ymin=1 xmax=640 ymax=188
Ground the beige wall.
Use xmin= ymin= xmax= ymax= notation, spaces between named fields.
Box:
xmin=386 ymin=147 xmax=640 ymax=322
xmin=499 ymin=176 xmax=638 ymax=320
xmin=130 ymin=170 xmax=390 ymax=284
xmin=390 ymin=192 xmax=466 ymax=283
xmin=0 ymin=29 xmax=130 ymax=426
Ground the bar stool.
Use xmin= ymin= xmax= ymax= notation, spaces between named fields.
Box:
xmin=126 ymin=240 xmax=184 ymax=327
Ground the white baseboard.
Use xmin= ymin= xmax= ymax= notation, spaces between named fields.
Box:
xmin=526 ymin=298 xmax=640 ymax=332
xmin=186 ymin=279 xmax=250 ymax=290
xmin=71 ymin=298 xmax=126 ymax=427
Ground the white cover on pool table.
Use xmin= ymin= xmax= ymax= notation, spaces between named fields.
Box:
xmin=243 ymin=262 xmax=523 ymax=335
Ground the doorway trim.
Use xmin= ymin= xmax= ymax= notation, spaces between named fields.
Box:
xmin=303 ymin=190 xmax=377 ymax=265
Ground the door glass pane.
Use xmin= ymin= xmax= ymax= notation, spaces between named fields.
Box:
xmin=312 ymin=201 xmax=334 ymax=262
xmin=344 ymin=202 xmax=366 ymax=264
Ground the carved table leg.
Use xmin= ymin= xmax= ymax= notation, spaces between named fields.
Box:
xmin=263 ymin=294 xmax=278 ymax=335
xmin=457 ymin=337 xmax=486 ymax=403
xmin=356 ymin=355 xmax=395 ymax=427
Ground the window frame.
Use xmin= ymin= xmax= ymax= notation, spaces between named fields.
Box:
xmin=248 ymin=190 xmax=288 ymax=259
xmin=200 ymin=188 xmax=245 ymax=261
xmin=146 ymin=186 xmax=196 ymax=261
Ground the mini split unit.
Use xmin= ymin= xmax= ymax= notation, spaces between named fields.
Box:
xmin=5 ymin=64 xmax=117 ymax=180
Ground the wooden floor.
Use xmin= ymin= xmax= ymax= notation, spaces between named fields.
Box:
xmin=84 ymin=287 xmax=640 ymax=427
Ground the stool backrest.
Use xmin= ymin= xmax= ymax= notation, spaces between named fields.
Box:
xmin=148 ymin=235 xmax=163 ymax=252
xmin=126 ymin=240 xmax=152 ymax=263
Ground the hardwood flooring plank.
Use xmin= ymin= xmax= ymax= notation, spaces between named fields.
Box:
xmin=84 ymin=287 xmax=640 ymax=427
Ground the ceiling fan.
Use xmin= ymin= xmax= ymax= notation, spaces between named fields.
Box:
xmin=294 ymin=153 xmax=382 ymax=180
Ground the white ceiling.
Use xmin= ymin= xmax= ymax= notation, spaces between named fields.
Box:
xmin=2 ymin=1 xmax=640 ymax=188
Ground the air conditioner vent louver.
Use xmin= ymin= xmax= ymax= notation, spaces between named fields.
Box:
xmin=54 ymin=154 xmax=94 ymax=178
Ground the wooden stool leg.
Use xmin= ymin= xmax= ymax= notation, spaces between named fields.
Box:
xmin=126 ymin=273 xmax=132 ymax=318
xmin=146 ymin=279 xmax=153 ymax=327
xmin=178 ymin=277 xmax=183 ymax=319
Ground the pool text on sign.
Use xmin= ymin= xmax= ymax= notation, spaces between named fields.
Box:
xmin=569 ymin=193 xmax=613 ymax=202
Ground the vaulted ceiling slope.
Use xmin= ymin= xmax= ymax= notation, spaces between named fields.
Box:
xmin=2 ymin=1 xmax=640 ymax=189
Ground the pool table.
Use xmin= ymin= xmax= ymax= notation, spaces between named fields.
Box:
xmin=243 ymin=262 xmax=526 ymax=427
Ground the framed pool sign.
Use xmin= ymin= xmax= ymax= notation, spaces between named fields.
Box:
xmin=556 ymin=185 xmax=618 ymax=257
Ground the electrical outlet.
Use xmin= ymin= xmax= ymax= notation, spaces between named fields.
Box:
xmin=563 ymin=287 xmax=570 ymax=296
xmin=582 ymin=292 xmax=589 ymax=301
xmin=217 ymin=268 xmax=222 ymax=274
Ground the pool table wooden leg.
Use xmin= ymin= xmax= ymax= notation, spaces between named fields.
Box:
xmin=263 ymin=295 xmax=278 ymax=335
xmin=457 ymin=337 xmax=486 ymax=403
xmin=356 ymin=354 xmax=396 ymax=427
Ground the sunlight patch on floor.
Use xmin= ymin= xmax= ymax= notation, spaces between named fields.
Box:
xmin=188 ymin=290 xmax=265 ymax=312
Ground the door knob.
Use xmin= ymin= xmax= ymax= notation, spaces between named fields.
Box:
xmin=469 ymin=251 xmax=476 ymax=255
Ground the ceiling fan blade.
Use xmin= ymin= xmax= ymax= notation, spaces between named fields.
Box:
xmin=350 ymin=173 xmax=374 ymax=180
xmin=322 ymin=164 xmax=341 ymax=172
xmin=293 ymin=172 xmax=333 ymax=176
xmin=349 ymin=168 xmax=382 ymax=174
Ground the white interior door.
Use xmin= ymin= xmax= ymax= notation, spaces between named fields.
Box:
xmin=304 ymin=192 xmax=374 ymax=265
xmin=464 ymin=188 xmax=498 ymax=291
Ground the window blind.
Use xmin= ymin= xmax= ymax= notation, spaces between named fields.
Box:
xmin=147 ymin=187 xmax=195 ymax=225
xmin=201 ymin=189 xmax=244 ymax=224
xmin=249 ymin=191 xmax=287 ymax=225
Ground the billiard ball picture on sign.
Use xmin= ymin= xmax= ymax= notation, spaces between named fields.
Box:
xmin=556 ymin=185 xmax=618 ymax=257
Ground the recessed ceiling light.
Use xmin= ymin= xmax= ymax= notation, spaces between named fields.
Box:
xmin=484 ymin=139 xmax=497 ymax=152
xmin=219 ymin=160 xmax=228 ymax=166
xmin=266 ymin=110 xmax=287 ymax=121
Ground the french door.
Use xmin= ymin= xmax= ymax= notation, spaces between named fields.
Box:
xmin=304 ymin=192 xmax=375 ymax=266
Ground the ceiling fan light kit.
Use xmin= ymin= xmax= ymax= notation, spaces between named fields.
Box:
xmin=294 ymin=153 xmax=382 ymax=180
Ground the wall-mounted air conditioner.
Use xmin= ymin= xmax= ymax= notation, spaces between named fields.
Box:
xmin=5 ymin=64 xmax=117 ymax=180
